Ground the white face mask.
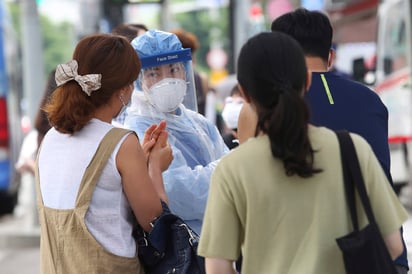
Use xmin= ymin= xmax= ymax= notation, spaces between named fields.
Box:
xmin=145 ymin=78 xmax=187 ymax=113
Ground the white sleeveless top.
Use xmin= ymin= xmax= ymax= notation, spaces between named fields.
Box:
xmin=38 ymin=118 xmax=135 ymax=257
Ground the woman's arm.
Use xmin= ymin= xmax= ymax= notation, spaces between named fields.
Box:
xmin=205 ymin=258 xmax=236 ymax=274
xmin=147 ymin=130 xmax=173 ymax=203
xmin=117 ymin=132 xmax=172 ymax=232
xmin=141 ymin=120 xmax=167 ymax=162
xmin=383 ymin=229 xmax=404 ymax=260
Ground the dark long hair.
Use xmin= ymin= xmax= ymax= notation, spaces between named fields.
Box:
xmin=237 ymin=31 xmax=321 ymax=177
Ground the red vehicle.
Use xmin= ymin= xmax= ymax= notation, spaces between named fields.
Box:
xmin=0 ymin=0 xmax=23 ymax=215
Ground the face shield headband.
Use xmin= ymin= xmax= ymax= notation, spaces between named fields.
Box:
xmin=139 ymin=48 xmax=192 ymax=70
xmin=137 ymin=48 xmax=198 ymax=112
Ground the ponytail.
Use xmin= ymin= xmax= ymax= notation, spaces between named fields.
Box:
xmin=237 ymin=31 xmax=321 ymax=178
xmin=257 ymin=88 xmax=321 ymax=177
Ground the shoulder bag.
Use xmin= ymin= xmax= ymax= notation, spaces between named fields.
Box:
xmin=134 ymin=201 xmax=206 ymax=274
xmin=335 ymin=130 xmax=397 ymax=274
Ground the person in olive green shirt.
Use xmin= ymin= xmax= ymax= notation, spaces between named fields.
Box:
xmin=198 ymin=31 xmax=407 ymax=274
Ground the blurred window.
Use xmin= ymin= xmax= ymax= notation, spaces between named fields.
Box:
xmin=380 ymin=0 xmax=408 ymax=76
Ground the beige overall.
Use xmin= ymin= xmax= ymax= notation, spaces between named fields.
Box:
xmin=35 ymin=128 xmax=144 ymax=274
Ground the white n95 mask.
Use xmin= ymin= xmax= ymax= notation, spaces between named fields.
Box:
xmin=146 ymin=78 xmax=187 ymax=113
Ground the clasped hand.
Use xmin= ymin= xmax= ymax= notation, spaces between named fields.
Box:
xmin=142 ymin=120 xmax=173 ymax=172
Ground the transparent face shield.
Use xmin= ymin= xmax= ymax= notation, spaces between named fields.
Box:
xmin=138 ymin=49 xmax=198 ymax=113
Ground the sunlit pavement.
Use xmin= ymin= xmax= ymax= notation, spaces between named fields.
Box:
xmin=0 ymin=173 xmax=40 ymax=274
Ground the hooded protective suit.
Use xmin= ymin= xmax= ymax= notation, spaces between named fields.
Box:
xmin=125 ymin=30 xmax=229 ymax=233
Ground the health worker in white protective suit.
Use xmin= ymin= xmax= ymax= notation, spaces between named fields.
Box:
xmin=124 ymin=30 xmax=229 ymax=234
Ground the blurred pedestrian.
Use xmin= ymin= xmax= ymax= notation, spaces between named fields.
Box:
xmin=112 ymin=22 xmax=148 ymax=42
xmin=36 ymin=33 xmax=173 ymax=273
xmin=271 ymin=8 xmax=409 ymax=273
xmin=204 ymin=87 xmax=217 ymax=125
xmin=15 ymin=69 xmax=56 ymax=175
xmin=124 ymin=29 xmax=229 ymax=234
xmin=329 ymin=43 xmax=353 ymax=80
xmin=111 ymin=23 xmax=148 ymax=126
xmin=198 ymin=31 xmax=407 ymax=274
xmin=172 ymin=28 xmax=209 ymax=116
xmin=221 ymin=84 xmax=244 ymax=149
xmin=13 ymin=69 xmax=56 ymax=219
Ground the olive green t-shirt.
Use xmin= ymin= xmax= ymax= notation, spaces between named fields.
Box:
xmin=198 ymin=126 xmax=407 ymax=274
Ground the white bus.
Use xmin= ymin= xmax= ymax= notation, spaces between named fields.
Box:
xmin=373 ymin=0 xmax=412 ymax=192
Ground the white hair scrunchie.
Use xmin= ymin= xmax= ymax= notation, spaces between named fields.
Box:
xmin=55 ymin=60 xmax=102 ymax=96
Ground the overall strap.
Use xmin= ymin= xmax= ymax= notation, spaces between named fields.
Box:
xmin=75 ymin=128 xmax=133 ymax=208
xmin=35 ymin=141 xmax=46 ymax=207
xmin=35 ymin=155 xmax=44 ymax=208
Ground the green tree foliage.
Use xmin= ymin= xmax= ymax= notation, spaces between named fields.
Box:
xmin=40 ymin=17 xmax=75 ymax=76
xmin=7 ymin=2 xmax=75 ymax=79
xmin=174 ymin=7 xmax=230 ymax=74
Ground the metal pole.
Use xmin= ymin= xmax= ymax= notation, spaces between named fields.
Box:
xmin=20 ymin=0 xmax=44 ymax=228
xmin=79 ymin=0 xmax=101 ymax=37
xmin=232 ymin=0 xmax=250 ymax=73
xmin=160 ymin=0 xmax=174 ymax=31
xmin=21 ymin=0 xmax=44 ymax=124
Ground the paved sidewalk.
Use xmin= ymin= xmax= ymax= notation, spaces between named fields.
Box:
xmin=0 ymin=173 xmax=40 ymax=274
xmin=0 ymin=213 xmax=40 ymax=274
xmin=0 ymin=174 xmax=39 ymax=249
xmin=0 ymin=246 xmax=39 ymax=274
xmin=0 ymin=213 xmax=39 ymax=249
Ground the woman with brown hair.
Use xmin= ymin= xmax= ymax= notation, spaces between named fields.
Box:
xmin=36 ymin=33 xmax=173 ymax=273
